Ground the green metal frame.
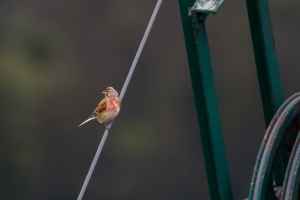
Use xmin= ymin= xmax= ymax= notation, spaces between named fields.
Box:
xmin=246 ymin=0 xmax=283 ymax=125
xmin=246 ymin=0 xmax=286 ymax=187
xmin=178 ymin=0 xmax=289 ymax=199
xmin=178 ymin=0 xmax=232 ymax=199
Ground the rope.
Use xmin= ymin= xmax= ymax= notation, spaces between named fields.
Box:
xmin=280 ymin=127 xmax=300 ymax=198
xmin=247 ymin=93 xmax=300 ymax=199
xmin=252 ymin=95 xmax=300 ymax=199
xmin=76 ymin=1 xmax=162 ymax=199
xmin=253 ymin=101 xmax=293 ymax=199
xmin=284 ymin=139 xmax=300 ymax=199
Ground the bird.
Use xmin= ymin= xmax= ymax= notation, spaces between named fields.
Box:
xmin=78 ymin=87 xmax=121 ymax=132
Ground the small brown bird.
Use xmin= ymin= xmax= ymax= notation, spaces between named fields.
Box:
xmin=78 ymin=87 xmax=121 ymax=131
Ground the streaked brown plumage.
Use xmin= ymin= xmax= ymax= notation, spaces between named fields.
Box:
xmin=78 ymin=87 xmax=121 ymax=131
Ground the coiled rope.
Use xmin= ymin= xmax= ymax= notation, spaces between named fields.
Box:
xmin=76 ymin=1 xmax=163 ymax=200
xmin=283 ymin=134 xmax=300 ymax=199
xmin=248 ymin=93 xmax=300 ymax=199
xmin=253 ymin=99 xmax=296 ymax=199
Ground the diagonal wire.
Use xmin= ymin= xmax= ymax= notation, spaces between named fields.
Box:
xmin=118 ymin=0 xmax=162 ymax=101
xmin=76 ymin=1 xmax=163 ymax=200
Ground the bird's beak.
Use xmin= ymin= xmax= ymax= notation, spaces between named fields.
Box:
xmin=101 ymin=91 xmax=105 ymax=94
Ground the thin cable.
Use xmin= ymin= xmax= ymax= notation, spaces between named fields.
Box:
xmin=76 ymin=1 xmax=162 ymax=200
xmin=77 ymin=130 xmax=109 ymax=200
xmin=119 ymin=0 xmax=162 ymax=101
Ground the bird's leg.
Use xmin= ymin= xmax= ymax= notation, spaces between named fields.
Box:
xmin=104 ymin=123 xmax=111 ymax=133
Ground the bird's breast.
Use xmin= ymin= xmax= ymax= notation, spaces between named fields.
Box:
xmin=107 ymin=98 xmax=121 ymax=112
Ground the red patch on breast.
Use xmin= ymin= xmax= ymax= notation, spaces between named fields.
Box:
xmin=107 ymin=98 xmax=121 ymax=111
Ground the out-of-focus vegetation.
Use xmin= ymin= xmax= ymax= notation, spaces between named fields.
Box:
xmin=1 ymin=1 xmax=300 ymax=199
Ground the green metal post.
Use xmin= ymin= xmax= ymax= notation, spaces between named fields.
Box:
xmin=178 ymin=1 xmax=232 ymax=199
xmin=246 ymin=0 xmax=283 ymax=125
xmin=246 ymin=0 xmax=285 ymax=185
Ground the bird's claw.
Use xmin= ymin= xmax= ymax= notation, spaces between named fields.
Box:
xmin=104 ymin=124 xmax=111 ymax=133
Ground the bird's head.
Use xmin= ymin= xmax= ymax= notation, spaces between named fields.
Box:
xmin=102 ymin=87 xmax=119 ymax=98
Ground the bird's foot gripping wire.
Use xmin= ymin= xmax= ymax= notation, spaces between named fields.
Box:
xmin=104 ymin=123 xmax=111 ymax=133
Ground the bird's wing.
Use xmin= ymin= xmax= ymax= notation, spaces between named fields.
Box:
xmin=93 ymin=99 xmax=107 ymax=116
xmin=78 ymin=99 xmax=108 ymax=127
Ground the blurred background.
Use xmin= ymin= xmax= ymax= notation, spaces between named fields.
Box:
xmin=1 ymin=0 xmax=300 ymax=199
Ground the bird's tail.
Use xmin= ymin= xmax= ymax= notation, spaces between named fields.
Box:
xmin=78 ymin=116 xmax=95 ymax=127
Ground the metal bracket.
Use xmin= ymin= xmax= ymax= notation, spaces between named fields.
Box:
xmin=191 ymin=0 xmax=224 ymax=14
